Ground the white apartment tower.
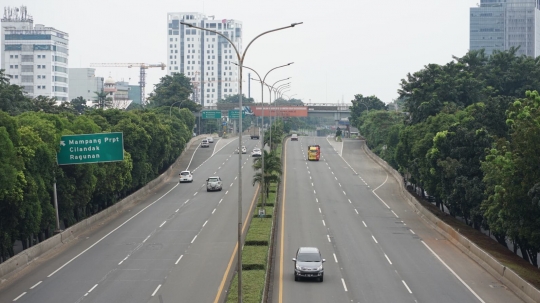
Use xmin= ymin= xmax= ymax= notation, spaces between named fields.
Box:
xmin=167 ymin=12 xmax=242 ymax=107
xmin=1 ymin=6 xmax=69 ymax=101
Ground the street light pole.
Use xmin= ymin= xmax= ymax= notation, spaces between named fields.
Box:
xmin=270 ymin=83 xmax=290 ymax=148
xmin=181 ymin=20 xmax=302 ymax=303
xmin=169 ymin=100 xmax=186 ymax=117
xmin=238 ymin=63 xmax=293 ymax=211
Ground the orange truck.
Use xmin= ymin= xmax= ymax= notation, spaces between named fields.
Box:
xmin=308 ymin=145 xmax=320 ymax=161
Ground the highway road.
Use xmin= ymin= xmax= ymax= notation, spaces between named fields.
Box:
xmin=272 ymin=136 xmax=523 ymax=303
xmin=0 ymin=135 xmax=262 ymax=303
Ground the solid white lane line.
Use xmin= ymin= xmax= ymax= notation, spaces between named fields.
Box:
xmin=219 ymin=198 xmax=223 ymax=204
xmin=402 ymin=280 xmax=412 ymax=294
xmin=327 ymin=235 xmax=331 ymax=242
xmin=175 ymin=209 xmax=179 ymax=213
xmin=318 ymin=208 xmax=322 ymax=213
xmin=372 ymin=173 xmax=390 ymax=209
xmin=333 ymin=253 xmax=338 ymax=263
xmin=159 ymin=221 xmax=166 ymax=228
xmin=341 ymin=278 xmax=348 ymax=292
xmin=322 ymin=220 xmax=326 ymax=226
xmin=385 ymin=254 xmax=393 ymax=265
xmin=151 ymin=284 xmax=162 ymax=297
xmin=348 ymin=199 xmax=352 ymax=203
xmin=362 ymin=221 xmax=367 ymax=227
xmin=421 ymin=241 xmax=485 ymax=302
xmin=355 ymin=209 xmax=359 ymax=214
xmin=175 ymin=255 xmax=183 ymax=265
xmin=410 ymin=229 xmax=415 ymax=235
xmin=212 ymin=209 xmax=216 ymax=214
xmin=191 ymin=235 xmax=198 ymax=243
xmin=143 ymin=235 xmax=151 ymax=243
xmin=391 ymin=210 xmax=399 ymax=218
xmin=193 ymin=192 xmax=198 ymax=196
xmin=29 ymin=281 xmax=42 ymax=289
xmin=203 ymin=220 xmax=208 ymax=227
xmin=13 ymin=292 xmax=26 ymax=301
xmin=372 ymin=235 xmax=378 ymax=244
xmin=47 ymin=183 xmax=180 ymax=277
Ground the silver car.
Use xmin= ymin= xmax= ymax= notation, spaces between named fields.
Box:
xmin=293 ymin=247 xmax=325 ymax=282
xmin=206 ymin=176 xmax=222 ymax=192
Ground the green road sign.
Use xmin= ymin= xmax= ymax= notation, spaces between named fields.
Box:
xmin=202 ymin=110 xmax=222 ymax=119
xmin=57 ymin=132 xmax=124 ymax=165
xmin=228 ymin=109 xmax=245 ymax=119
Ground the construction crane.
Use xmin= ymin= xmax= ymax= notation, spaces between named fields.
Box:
xmin=90 ymin=62 xmax=166 ymax=105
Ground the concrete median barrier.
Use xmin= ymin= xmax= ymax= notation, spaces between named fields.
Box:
xmin=0 ymin=136 xmax=203 ymax=285
xmin=361 ymin=142 xmax=540 ymax=303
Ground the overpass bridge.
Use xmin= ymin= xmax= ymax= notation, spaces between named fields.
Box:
xmin=206 ymin=103 xmax=351 ymax=121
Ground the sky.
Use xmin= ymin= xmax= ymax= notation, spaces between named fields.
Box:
xmin=1 ymin=0 xmax=478 ymax=105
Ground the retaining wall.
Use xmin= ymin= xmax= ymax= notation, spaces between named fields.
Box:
xmin=361 ymin=142 xmax=540 ymax=303
xmin=0 ymin=135 xmax=205 ymax=284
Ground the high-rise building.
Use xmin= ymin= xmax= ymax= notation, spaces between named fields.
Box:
xmin=167 ymin=12 xmax=242 ymax=107
xmin=1 ymin=6 xmax=69 ymax=101
xmin=470 ymin=0 xmax=540 ymax=57
xmin=68 ymin=68 xmax=104 ymax=104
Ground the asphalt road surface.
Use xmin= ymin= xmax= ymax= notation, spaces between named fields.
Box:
xmin=271 ymin=136 xmax=523 ymax=303
xmin=0 ymin=135 xmax=262 ymax=303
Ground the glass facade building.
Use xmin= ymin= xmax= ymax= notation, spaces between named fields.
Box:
xmin=470 ymin=0 xmax=540 ymax=57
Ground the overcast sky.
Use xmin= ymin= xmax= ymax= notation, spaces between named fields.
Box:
xmin=2 ymin=0 xmax=478 ymax=105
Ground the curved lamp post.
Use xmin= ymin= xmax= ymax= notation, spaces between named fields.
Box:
xmin=237 ymin=63 xmax=293 ymax=212
xmin=269 ymin=82 xmax=290 ymax=149
xmin=169 ymin=100 xmax=188 ymax=117
xmin=180 ymin=20 xmax=302 ymax=302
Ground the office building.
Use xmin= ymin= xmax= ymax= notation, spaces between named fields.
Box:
xmin=470 ymin=0 xmax=540 ymax=57
xmin=167 ymin=12 xmax=242 ymax=107
xmin=68 ymin=68 xmax=104 ymax=104
xmin=128 ymin=85 xmax=141 ymax=104
xmin=1 ymin=6 xmax=69 ymax=101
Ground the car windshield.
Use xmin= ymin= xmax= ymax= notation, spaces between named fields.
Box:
xmin=181 ymin=172 xmax=190 ymax=176
xmin=208 ymin=178 xmax=219 ymax=182
xmin=297 ymin=252 xmax=321 ymax=262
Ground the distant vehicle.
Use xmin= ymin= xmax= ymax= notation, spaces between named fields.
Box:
xmin=207 ymin=137 xmax=214 ymax=143
xmin=251 ymin=127 xmax=260 ymax=139
xmin=291 ymin=134 xmax=298 ymax=141
xmin=241 ymin=146 xmax=247 ymax=154
xmin=308 ymin=145 xmax=320 ymax=161
xmin=293 ymin=247 xmax=325 ymax=282
xmin=252 ymin=148 xmax=262 ymax=157
xmin=179 ymin=171 xmax=193 ymax=183
xmin=201 ymin=139 xmax=209 ymax=148
xmin=206 ymin=176 xmax=222 ymax=192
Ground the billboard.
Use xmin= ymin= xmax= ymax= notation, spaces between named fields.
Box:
xmin=250 ymin=106 xmax=308 ymax=117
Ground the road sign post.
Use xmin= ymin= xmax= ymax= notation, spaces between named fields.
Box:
xmin=57 ymin=132 xmax=124 ymax=165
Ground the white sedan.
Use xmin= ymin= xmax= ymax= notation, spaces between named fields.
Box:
xmin=207 ymin=137 xmax=214 ymax=143
xmin=252 ymin=148 xmax=262 ymax=157
xmin=179 ymin=171 xmax=193 ymax=183
xmin=241 ymin=146 xmax=247 ymax=154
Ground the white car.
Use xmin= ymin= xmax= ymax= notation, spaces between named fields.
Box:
xmin=201 ymin=139 xmax=209 ymax=148
xmin=179 ymin=171 xmax=193 ymax=183
xmin=241 ymin=146 xmax=247 ymax=154
xmin=207 ymin=137 xmax=214 ymax=143
xmin=252 ymin=148 xmax=262 ymax=157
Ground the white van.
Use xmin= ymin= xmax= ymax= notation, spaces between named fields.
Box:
xmin=201 ymin=139 xmax=209 ymax=148
xmin=291 ymin=134 xmax=298 ymax=141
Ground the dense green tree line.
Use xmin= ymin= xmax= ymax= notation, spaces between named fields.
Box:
xmin=351 ymin=48 xmax=540 ymax=267
xmin=0 ymin=71 xmax=195 ymax=262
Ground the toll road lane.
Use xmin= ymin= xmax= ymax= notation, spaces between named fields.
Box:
xmin=0 ymin=136 xmax=260 ymax=303
xmin=273 ymin=137 xmax=349 ymax=303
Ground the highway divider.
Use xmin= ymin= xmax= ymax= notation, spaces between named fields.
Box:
xmin=0 ymin=135 xmax=207 ymax=285
xmin=361 ymin=141 xmax=540 ymax=303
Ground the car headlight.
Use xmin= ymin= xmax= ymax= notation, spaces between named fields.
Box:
xmin=296 ymin=265 xmax=301 ymax=270
xmin=316 ymin=265 xmax=323 ymax=270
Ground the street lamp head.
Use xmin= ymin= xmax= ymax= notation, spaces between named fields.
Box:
xmin=180 ymin=22 xmax=193 ymax=27
xmin=287 ymin=62 xmax=294 ymax=66
xmin=291 ymin=22 xmax=303 ymax=27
